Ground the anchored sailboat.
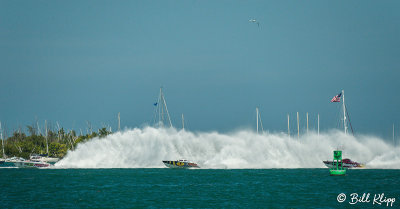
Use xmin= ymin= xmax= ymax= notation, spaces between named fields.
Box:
xmin=324 ymin=90 xmax=362 ymax=170
xmin=27 ymin=120 xmax=59 ymax=166
xmin=331 ymin=90 xmax=354 ymax=135
xmin=256 ymin=107 xmax=264 ymax=134
xmin=153 ymin=87 xmax=173 ymax=127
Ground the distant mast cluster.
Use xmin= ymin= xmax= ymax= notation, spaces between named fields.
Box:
xmin=283 ymin=89 xmax=350 ymax=138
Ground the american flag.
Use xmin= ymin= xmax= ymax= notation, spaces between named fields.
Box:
xmin=331 ymin=92 xmax=342 ymax=102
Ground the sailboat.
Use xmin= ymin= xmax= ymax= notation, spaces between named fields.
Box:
xmin=30 ymin=120 xmax=59 ymax=164
xmin=15 ymin=121 xmax=59 ymax=168
xmin=323 ymin=90 xmax=363 ymax=169
xmin=1 ymin=123 xmax=23 ymax=167
xmin=153 ymin=87 xmax=173 ymax=128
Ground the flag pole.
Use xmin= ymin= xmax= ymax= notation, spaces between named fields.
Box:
xmin=342 ymin=90 xmax=347 ymax=135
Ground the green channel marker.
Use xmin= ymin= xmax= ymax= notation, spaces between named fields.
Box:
xmin=329 ymin=150 xmax=346 ymax=176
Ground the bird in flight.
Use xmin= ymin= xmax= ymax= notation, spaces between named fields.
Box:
xmin=249 ymin=19 xmax=260 ymax=27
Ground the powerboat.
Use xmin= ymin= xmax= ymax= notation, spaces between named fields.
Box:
xmin=13 ymin=159 xmax=50 ymax=168
xmin=0 ymin=156 xmax=25 ymax=167
xmin=323 ymin=158 xmax=364 ymax=169
xmin=30 ymin=154 xmax=59 ymax=165
xmin=162 ymin=159 xmax=199 ymax=169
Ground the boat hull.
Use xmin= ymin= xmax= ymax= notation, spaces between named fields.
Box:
xmin=163 ymin=161 xmax=199 ymax=169
xmin=323 ymin=160 xmax=364 ymax=169
xmin=30 ymin=155 xmax=59 ymax=164
xmin=0 ymin=162 xmax=15 ymax=167
xmin=14 ymin=161 xmax=50 ymax=168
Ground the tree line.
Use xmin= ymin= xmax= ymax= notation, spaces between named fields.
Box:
xmin=1 ymin=125 xmax=112 ymax=159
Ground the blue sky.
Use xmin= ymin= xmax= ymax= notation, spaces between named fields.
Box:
xmin=0 ymin=1 xmax=399 ymax=139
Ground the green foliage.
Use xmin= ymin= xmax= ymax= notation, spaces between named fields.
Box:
xmin=1 ymin=125 xmax=113 ymax=160
xmin=49 ymin=142 xmax=68 ymax=158
xmin=98 ymin=128 xmax=111 ymax=138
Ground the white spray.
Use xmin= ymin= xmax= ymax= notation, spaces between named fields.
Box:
xmin=55 ymin=127 xmax=400 ymax=169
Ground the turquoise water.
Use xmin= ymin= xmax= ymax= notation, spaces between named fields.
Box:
xmin=1 ymin=168 xmax=399 ymax=208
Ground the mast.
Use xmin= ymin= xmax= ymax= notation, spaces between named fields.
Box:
xmin=162 ymin=88 xmax=172 ymax=127
xmin=287 ymin=114 xmax=290 ymax=138
xmin=154 ymin=87 xmax=172 ymax=127
xmin=256 ymin=107 xmax=259 ymax=134
xmin=342 ymin=90 xmax=347 ymax=135
xmin=182 ymin=114 xmax=185 ymax=130
xmin=393 ymin=124 xmax=395 ymax=146
xmin=297 ymin=112 xmax=299 ymax=139
xmin=306 ymin=112 xmax=309 ymax=134
xmin=37 ymin=121 xmax=41 ymax=135
xmin=1 ymin=121 xmax=5 ymax=158
xmin=118 ymin=112 xmax=121 ymax=131
xmin=255 ymin=107 xmax=264 ymax=134
xmin=160 ymin=88 xmax=164 ymax=123
xmin=318 ymin=114 xmax=320 ymax=137
xmin=45 ymin=120 xmax=49 ymax=155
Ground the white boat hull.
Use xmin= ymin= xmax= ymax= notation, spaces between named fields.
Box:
xmin=323 ymin=161 xmax=364 ymax=169
xmin=14 ymin=161 xmax=50 ymax=168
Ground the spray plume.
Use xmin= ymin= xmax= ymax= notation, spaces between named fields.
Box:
xmin=56 ymin=127 xmax=400 ymax=169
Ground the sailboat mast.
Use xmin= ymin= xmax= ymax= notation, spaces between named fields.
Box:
xmin=318 ymin=114 xmax=320 ymax=137
xmin=160 ymin=88 xmax=164 ymax=123
xmin=287 ymin=114 xmax=290 ymax=138
xmin=156 ymin=88 xmax=172 ymax=127
xmin=297 ymin=112 xmax=299 ymax=139
xmin=162 ymin=91 xmax=172 ymax=128
xmin=306 ymin=112 xmax=309 ymax=134
xmin=158 ymin=88 xmax=162 ymax=124
xmin=182 ymin=114 xmax=185 ymax=130
xmin=37 ymin=121 xmax=41 ymax=135
xmin=256 ymin=107 xmax=259 ymax=134
xmin=118 ymin=112 xmax=121 ymax=131
xmin=343 ymin=91 xmax=346 ymax=134
xmin=45 ymin=120 xmax=49 ymax=155
xmin=0 ymin=121 xmax=5 ymax=158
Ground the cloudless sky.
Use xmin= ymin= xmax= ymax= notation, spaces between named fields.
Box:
xmin=1 ymin=1 xmax=399 ymax=139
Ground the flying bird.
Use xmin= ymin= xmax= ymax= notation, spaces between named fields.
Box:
xmin=249 ymin=19 xmax=260 ymax=27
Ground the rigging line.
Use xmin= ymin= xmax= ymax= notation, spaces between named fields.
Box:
xmin=335 ymin=104 xmax=342 ymax=129
xmin=152 ymin=91 xmax=161 ymax=126
xmin=258 ymin=111 xmax=264 ymax=133
xmin=345 ymin=104 xmax=355 ymax=136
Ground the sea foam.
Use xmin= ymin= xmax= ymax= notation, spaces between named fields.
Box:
xmin=55 ymin=127 xmax=400 ymax=169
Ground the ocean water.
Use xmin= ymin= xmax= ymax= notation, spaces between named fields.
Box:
xmin=2 ymin=128 xmax=400 ymax=208
xmin=1 ymin=168 xmax=399 ymax=208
